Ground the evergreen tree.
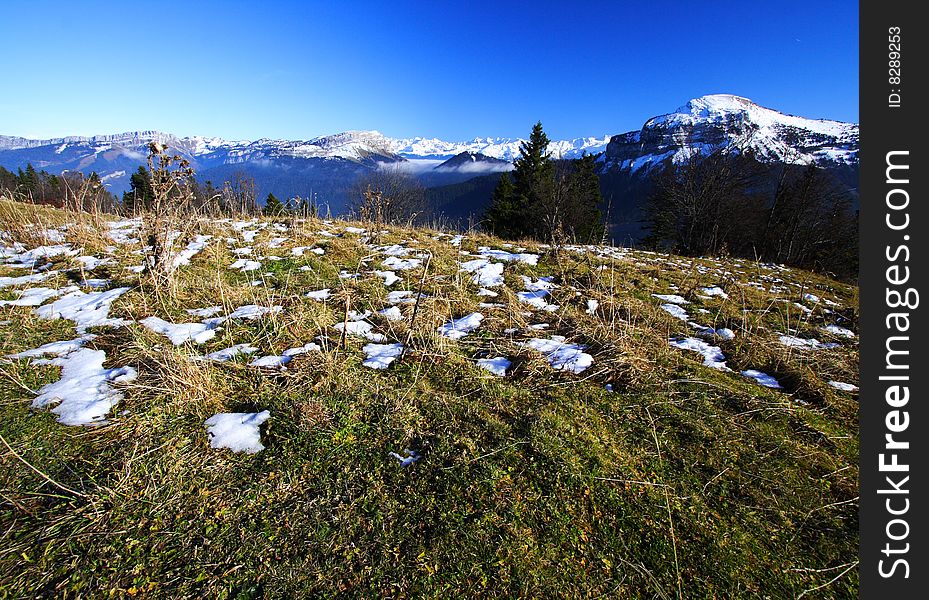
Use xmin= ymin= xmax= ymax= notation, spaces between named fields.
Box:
xmin=563 ymin=153 xmax=605 ymax=243
xmin=122 ymin=166 xmax=155 ymax=213
xmin=483 ymin=172 xmax=522 ymax=237
xmin=263 ymin=192 xmax=285 ymax=216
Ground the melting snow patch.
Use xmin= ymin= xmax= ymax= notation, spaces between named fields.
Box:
xmin=362 ymin=343 xmax=403 ymax=369
xmin=74 ymin=255 xmax=110 ymax=271
xmin=387 ymin=290 xmax=417 ymax=304
xmin=335 ymin=321 xmax=386 ymax=342
xmin=478 ymin=248 xmax=539 ymax=265
xmin=822 ymin=325 xmax=856 ymax=338
xmin=186 ymin=306 xmax=223 ymax=318
xmin=477 ymin=356 xmax=511 ymax=376
xmin=700 ymin=286 xmax=729 ymax=299
xmin=653 ymin=294 xmax=689 ymax=304
xmin=172 ymin=235 xmax=212 ymax=268
xmin=388 ymin=449 xmax=420 ymax=467
xmin=29 ymin=347 xmax=137 ymax=426
xmin=7 ymin=335 xmax=94 ymax=359
xmin=828 ymin=381 xmax=859 ymax=392
xmin=228 ymin=304 xmax=282 ymax=320
xmin=477 ymin=288 xmax=498 ymax=297
xmin=460 ymin=259 xmax=505 ymax=287
xmin=661 ymin=303 xmax=689 ymax=320
xmin=778 ymin=335 xmax=839 ymax=350
xmin=203 ymin=344 xmax=258 ymax=362
xmin=142 ymin=317 xmax=217 ymax=345
xmin=382 ymin=256 xmax=422 ymax=270
xmin=522 ymin=336 xmax=593 ymax=374
xmin=250 ymin=343 xmax=320 ymax=369
xmin=379 ymin=306 xmax=404 ymax=321
xmin=438 ymin=312 xmax=484 ymax=340
xmin=742 ymin=370 xmax=782 ymax=389
xmin=36 ymin=288 xmax=130 ymax=332
xmin=229 ymin=258 xmax=262 ymax=271
xmin=1 ymin=272 xmax=56 ymax=288
xmin=669 ymin=337 xmax=729 ymax=370
xmin=375 ymin=270 xmax=400 ymax=286
xmin=0 ymin=285 xmax=78 ymax=307
xmin=204 ymin=411 xmax=270 ymax=454
xmin=306 ymin=289 xmax=331 ymax=301
xmin=586 ymin=299 xmax=599 ymax=314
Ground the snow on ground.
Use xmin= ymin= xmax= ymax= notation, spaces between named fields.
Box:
xmin=653 ymin=294 xmax=689 ymax=304
xmin=586 ymin=299 xmax=599 ymax=314
xmin=203 ymin=344 xmax=258 ymax=362
xmin=699 ymin=286 xmax=729 ymax=299
xmin=186 ymin=306 xmax=223 ymax=318
xmin=438 ymin=312 xmax=484 ymax=340
xmin=74 ymin=255 xmax=110 ymax=271
xmin=477 ymin=356 xmax=511 ymax=376
xmin=249 ymin=343 xmax=320 ymax=369
xmin=387 ymin=291 xmax=417 ymax=304
xmin=204 ymin=411 xmax=270 ymax=453
xmin=661 ymin=303 xmax=689 ymax=320
xmin=460 ymin=259 xmax=505 ymax=287
xmin=172 ymin=235 xmax=212 ymax=268
xmin=388 ymin=449 xmax=420 ymax=466
xmin=227 ymin=304 xmax=282 ymax=320
xmin=3 ymin=244 xmax=77 ymax=268
xmin=778 ymin=335 xmax=839 ymax=350
xmin=362 ymin=343 xmax=404 ymax=369
xmin=7 ymin=335 xmax=94 ymax=359
xmin=378 ymin=306 xmax=404 ymax=321
xmin=229 ymin=258 xmax=262 ymax=271
xmin=0 ymin=272 xmax=56 ymax=288
xmin=375 ymin=270 xmax=400 ymax=286
xmin=522 ymin=336 xmax=593 ymax=374
xmin=141 ymin=317 xmax=217 ymax=345
xmin=35 ymin=288 xmax=131 ymax=332
xmin=25 ymin=345 xmax=137 ymax=426
xmin=334 ymin=320 xmax=386 ymax=342
xmin=828 ymin=381 xmax=859 ymax=392
xmin=382 ymin=256 xmax=422 ymax=270
xmin=669 ymin=337 xmax=730 ymax=370
xmin=741 ymin=369 xmax=782 ymax=389
xmin=0 ymin=285 xmax=77 ymax=307
xmin=822 ymin=325 xmax=856 ymax=338
xmin=477 ymin=247 xmax=539 ymax=265
xmin=306 ymin=289 xmax=331 ymax=301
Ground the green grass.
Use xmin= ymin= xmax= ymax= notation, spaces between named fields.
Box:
xmin=0 ymin=200 xmax=858 ymax=598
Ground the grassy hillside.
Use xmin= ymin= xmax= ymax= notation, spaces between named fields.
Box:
xmin=0 ymin=199 xmax=858 ymax=598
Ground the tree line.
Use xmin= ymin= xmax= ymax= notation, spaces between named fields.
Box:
xmin=642 ymin=148 xmax=858 ymax=280
xmin=0 ymin=164 xmax=118 ymax=212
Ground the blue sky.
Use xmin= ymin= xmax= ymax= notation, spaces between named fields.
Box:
xmin=0 ymin=0 xmax=858 ymax=141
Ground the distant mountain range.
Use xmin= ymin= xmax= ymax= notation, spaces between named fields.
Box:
xmin=0 ymin=94 xmax=858 ymax=238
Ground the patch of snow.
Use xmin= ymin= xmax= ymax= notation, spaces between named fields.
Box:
xmin=661 ymin=303 xmax=689 ymax=320
xmin=29 ymin=347 xmax=137 ymax=426
xmin=379 ymin=306 xmax=404 ymax=321
xmin=742 ymin=369 xmax=782 ymax=389
xmin=669 ymin=337 xmax=730 ymax=370
xmin=172 ymin=235 xmax=212 ymax=268
xmin=229 ymin=258 xmax=262 ymax=271
xmin=335 ymin=320 xmax=386 ymax=342
xmin=375 ymin=270 xmax=400 ymax=286
xmin=586 ymin=299 xmax=599 ymax=314
xmin=828 ymin=381 xmax=859 ymax=392
xmin=142 ymin=316 xmax=217 ymax=345
xmin=438 ymin=312 xmax=484 ymax=340
xmin=653 ymin=294 xmax=689 ymax=304
xmin=35 ymin=288 xmax=130 ymax=332
xmin=778 ymin=335 xmax=839 ymax=350
xmin=203 ymin=344 xmax=258 ymax=362
xmin=306 ymin=289 xmax=332 ymax=301
xmin=388 ymin=449 xmax=420 ymax=467
xmin=822 ymin=325 xmax=855 ymax=338
xmin=522 ymin=336 xmax=593 ymax=374
xmin=362 ymin=343 xmax=404 ymax=369
xmin=700 ymin=286 xmax=729 ymax=299
xmin=382 ymin=256 xmax=422 ymax=270
xmin=227 ymin=304 xmax=282 ymax=320
xmin=476 ymin=356 xmax=511 ymax=376
xmin=186 ymin=306 xmax=223 ymax=318
xmin=204 ymin=411 xmax=270 ymax=453
xmin=0 ymin=272 xmax=56 ymax=288
xmin=0 ymin=285 xmax=78 ymax=307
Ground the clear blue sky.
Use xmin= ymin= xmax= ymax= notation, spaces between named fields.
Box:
xmin=0 ymin=0 xmax=858 ymax=141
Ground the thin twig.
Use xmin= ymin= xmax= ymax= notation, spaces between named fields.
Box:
xmin=0 ymin=432 xmax=87 ymax=498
